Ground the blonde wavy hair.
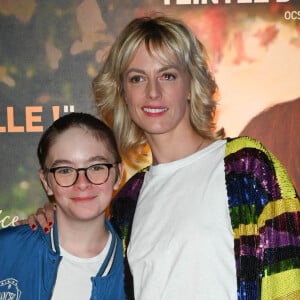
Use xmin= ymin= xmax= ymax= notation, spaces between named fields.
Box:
xmin=92 ymin=15 xmax=224 ymax=160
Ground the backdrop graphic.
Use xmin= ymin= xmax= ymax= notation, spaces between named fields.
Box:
xmin=0 ymin=0 xmax=299 ymax=228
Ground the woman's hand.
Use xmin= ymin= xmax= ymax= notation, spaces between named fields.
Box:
xmin=16 ymin=202 xmax=56 ymax=233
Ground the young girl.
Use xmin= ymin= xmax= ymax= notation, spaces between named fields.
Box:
xmin=0 ymin=112 xmax=125 ymax=299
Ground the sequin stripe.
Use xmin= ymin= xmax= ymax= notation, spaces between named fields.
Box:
xmin=233 ymin=223 xmax=259 ymax=238
xmin=114 ymin=168 xmax=147 ymax=200
xmin=233 ymin=229 xmax=262 ymax=260
xmin=236 ymin=258 xmax=300 ymax=299
xmin=258 ymin=198 xmax=300 ymax=228
xmin=235 ymin=251 xmax=263 ymax=298
xmin=261 ymin=268 xmax=300 ymax=300
xmin=225 ymin=137 xmax=297 ymax=199
xmin=227 ymin=173 xmax=270 ymax=209
xmin=230 ymin=209 xmax=299 ymax=260
xmin=270 ymin=290 xmax=300 ymax=300
xmin=225 ymin=149 xmax=281 ymax=201
xmin=239 ymin=235 xmax=260 ymax=257
xmin=263 ymin=253 xmax=300 ymax=276
xmin=110 ymin=169 xmax=148 ymax=300
xmin=270 ymin=155 xmax=297 ymax=200
xmin=227 ymin=173 xmax=273 ymax=229
xmin=121 ymin=225 xmax=129 ymax=257
xmin=230 ymin=203 xmax=260 ymax=229
xmin=264 ymin=210 xmax=300 ymax=234
xmin=234 ymin=238 xmax=262 ymax=296
xmin=110 ymin=169 xmax=147 ymax=257
xmin=261 ymin=225 xmax=300 ymax=249
xmin=234 ymin=230 xmax=299 ymax=263
xmin=237 ymin=280 xmax=260 ymax=300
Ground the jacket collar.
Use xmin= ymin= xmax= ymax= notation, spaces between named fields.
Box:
xmin=41 ymin=213 xmax=120 ymax=277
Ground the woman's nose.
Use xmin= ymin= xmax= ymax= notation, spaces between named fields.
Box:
xmin=147 ymin=78 xmax=161 ymax=100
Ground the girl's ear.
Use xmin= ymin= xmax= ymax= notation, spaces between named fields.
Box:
xmin=39 ymin=169 xmax=54 ymax=196
xmin=113 ymin=163 xmax=124 ymax=190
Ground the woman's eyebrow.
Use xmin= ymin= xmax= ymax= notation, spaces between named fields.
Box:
xmin=125 ymin=68 xmax=146 ymax=75
xmin=126 ymin=65 xmax=179 ymax=75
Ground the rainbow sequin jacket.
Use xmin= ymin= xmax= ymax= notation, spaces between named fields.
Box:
xmin=110 ymin=136 xmax=300 ymax=300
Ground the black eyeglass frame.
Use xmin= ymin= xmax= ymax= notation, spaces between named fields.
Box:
xmin=46 ymin=163 xmax=119 ymax=187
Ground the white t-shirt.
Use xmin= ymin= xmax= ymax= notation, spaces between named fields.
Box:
xmin=127 ymin=140 xmax=237 ymax=300
xmin=51 ymin=232 xmax=112 ymax=300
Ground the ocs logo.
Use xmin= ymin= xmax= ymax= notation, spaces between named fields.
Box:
xmin=284 ymin=10 xmax=300 ymax=20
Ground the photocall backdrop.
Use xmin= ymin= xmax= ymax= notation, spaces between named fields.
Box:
xmin=0 ymin=0 xmax=299 ymax=228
